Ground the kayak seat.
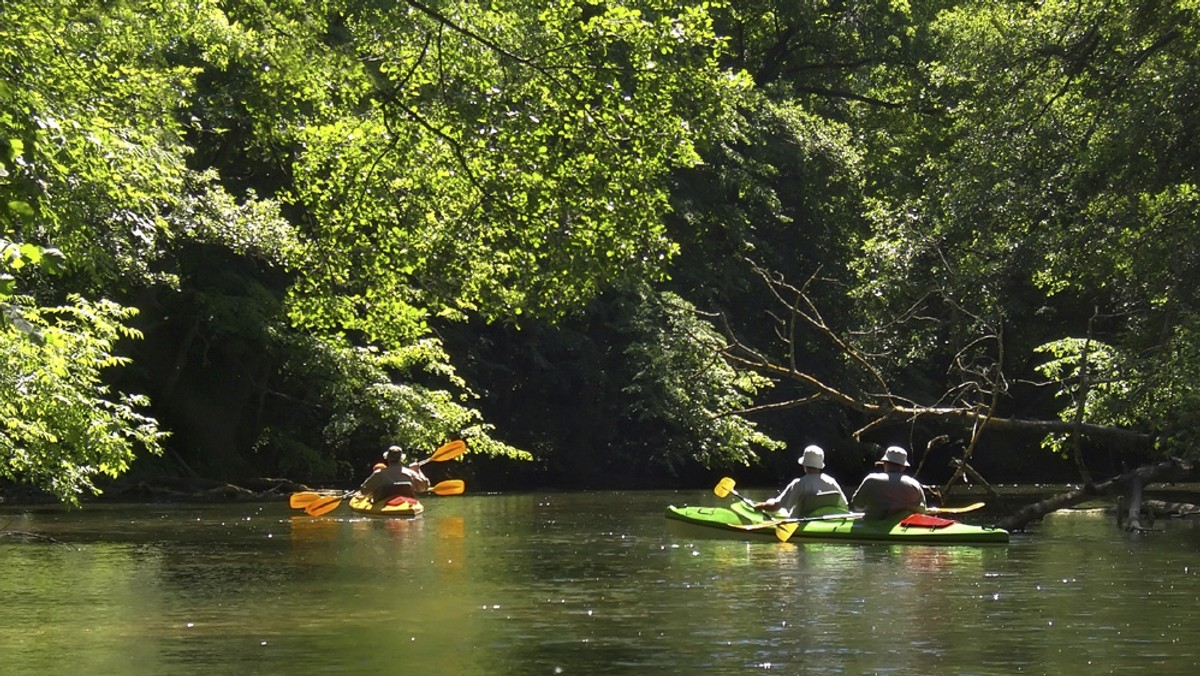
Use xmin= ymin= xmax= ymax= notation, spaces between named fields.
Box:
xmin=374 ymin=481 xmax=416 ymax=502
xmin=796 ymin=491 xmax=850 ymax=518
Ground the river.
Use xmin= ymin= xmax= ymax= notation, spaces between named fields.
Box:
xmin=2 ymin=489 xmax=1199 ymax=675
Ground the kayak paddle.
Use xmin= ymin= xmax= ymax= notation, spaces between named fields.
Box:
xmin=774 ymin=513 xmax=866 ymax=542
xmin=713 ymin=477 xmax=760 ymax=509
xmin=730 ymin=512 xmax=865 ymax=530
xmin=289 ymin=491 xmax=333 ymax=509
xmin=416 ymin=439 xmax=467 ymax=466
xmin=726 ymin=511 xmax=863 ymax=535
xmin=304 ymin=439 xmax=469 ymax=516
xmin=430 ymin=479 xmax=465 ymax=496
xmin=304 ymin=490 xmax=355 ymax=517
xmin=775 ymin=520 xmax=800 ymax=543
xmin=774 ymin=506 xmax=979 ymax=542
xmin=927 ymin=501 xmax=985 ymax=515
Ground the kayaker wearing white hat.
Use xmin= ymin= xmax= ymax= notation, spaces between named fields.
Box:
xmin=850 ymin=445 xmax=927 ymax=519
xmin=753 ymin=445 xmax=848 ymax=517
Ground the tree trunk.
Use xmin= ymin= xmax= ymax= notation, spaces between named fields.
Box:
xmin=1118 ymin=477 xmax=1150 ymax=532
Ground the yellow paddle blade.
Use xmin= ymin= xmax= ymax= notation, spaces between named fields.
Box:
xmin=431 ymin=479 xmax=465 ymax=496
xmin=428 ymin=439 xmax=468 ymax=463
xmin=713 ymin=477 xmax=736 ymax=499
xmin=305 ymin=494 xmax=345 ymax=517
xmin=775 ymin=521 xmax=799 ymax=543
xmin=289 ymin=492 xmax=321 ymax=509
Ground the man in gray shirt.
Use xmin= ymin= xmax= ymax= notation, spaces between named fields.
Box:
xmin=359 ymin=446 xmax=430 ymax=501
xmin=851 ymin=446 xmax=927 ymax=519
xmin=754 ymin=445 xmax=849 ymax=517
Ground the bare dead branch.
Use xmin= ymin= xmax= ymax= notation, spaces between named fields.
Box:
xmin=722 ymin=393 xmax=824 ymax=419
xmin=717 ymin=261 xmax=1154 ymax=454
xmin=747 ymin=261 xmax=894 ymax=403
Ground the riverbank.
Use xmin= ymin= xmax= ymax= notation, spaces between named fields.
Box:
xmin=0 ymin=475 xmax=319 ymax=507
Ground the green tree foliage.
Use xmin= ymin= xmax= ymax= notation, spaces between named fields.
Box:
xmin=910 ymin=0 xmax=1200 ymax=310
xmin=183 ymin=0 xmax=765 ymax=478
xmin=0 ymin=0 xmax=203 ymax=288
xmin=2 ymin=0 xmax=778 ymax=496
xmin=617 ymin=287 xmax=784 ymax=474
xmin=18 ymin=0 xmax=1198 ymax=497
xmin=848 ymin=0 xmax=1200 ymax=461
xmin=266 ymin=329 xmax=528 ymax=479
xmin=277 ymin=0 xmax=752 ymax=341
xmin=444 ymin=283 xmax=782 ymax=487
xmin=0 ymin=289 xmax=167 ymax=504
xmin=0 ymin=0 xmax=184 ymax=501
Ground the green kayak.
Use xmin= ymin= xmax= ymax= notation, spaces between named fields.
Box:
xmin=665 ymin=501 xmax=1009 ymax=545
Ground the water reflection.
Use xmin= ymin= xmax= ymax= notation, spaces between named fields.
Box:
xmin=3 ymin=494 xmax=1200 ymax=674
xmin=288 ymin=514 xmax=339 ymax=543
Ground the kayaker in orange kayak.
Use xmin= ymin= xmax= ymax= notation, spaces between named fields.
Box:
xmin=359 ymin=446 xmax=430 ymax=501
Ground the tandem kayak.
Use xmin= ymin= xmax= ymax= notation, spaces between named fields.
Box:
xmin=665 ymin=501 xmax=1008 ymax=545
xmin=347 ymin=492 xmax=425 ymax=517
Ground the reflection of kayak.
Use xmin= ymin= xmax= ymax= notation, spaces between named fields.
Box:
xmin=348 ymin=492 xmax=425 ymax=517
xmin=665 ymin=501 xmax=1008 ymax=545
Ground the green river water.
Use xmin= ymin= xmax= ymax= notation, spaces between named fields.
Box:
xmin=2 ymin=489 xmax=1199 ymax=675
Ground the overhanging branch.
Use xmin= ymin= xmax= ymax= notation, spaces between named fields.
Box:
xmin=717 ymin=260 xmax=1154 ymax=450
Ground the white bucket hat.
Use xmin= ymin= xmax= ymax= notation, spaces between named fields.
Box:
xmin=799 ymin=445 xmax=825 ymax=469
xmin=878 ymin=446 xmax=910 ymax=467
xmin=384 ymin=445 xmax=407 ymax=463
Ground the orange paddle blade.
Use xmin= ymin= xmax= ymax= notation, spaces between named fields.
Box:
xmin=305 ymin=494 xmax=345 ymax=517
xmin=289 ymin=492 xmax=321 ymax=509
xmin=427 ymin=439 xmax=468 ymax=463
xmin=431 ymin=479 xmax=465 ymax=496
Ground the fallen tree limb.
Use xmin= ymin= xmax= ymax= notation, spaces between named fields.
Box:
xmin=997 ymin=458 xmax=1196 ymax=532
xmin=1142 ymin=499 xmax=1200 ymax=517
xmin=0 ymin=520 xmax=77 ymax=547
